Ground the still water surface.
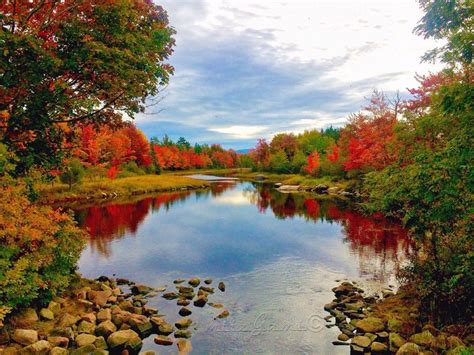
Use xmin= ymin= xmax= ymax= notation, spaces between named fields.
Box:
xmin=74 ymin=178 xmax=409 ymax=354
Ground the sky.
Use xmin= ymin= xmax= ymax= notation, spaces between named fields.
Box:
xmin=136 ymin=0 xmax=441 ymax=150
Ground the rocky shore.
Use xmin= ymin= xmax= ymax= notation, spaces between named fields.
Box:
xmin=275 ymin=183 xmax=355 ymax=197
xmin=324 ymin=281 xmax=473 ymax=354
xmin=0 ymin=276 xmax=228 ymax=354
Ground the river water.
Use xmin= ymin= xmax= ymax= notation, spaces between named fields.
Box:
xmin=74 ymin=177 xmax=409 ymax=354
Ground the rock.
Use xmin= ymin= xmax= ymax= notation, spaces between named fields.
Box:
xmin=188 ymin=278 xmax=200 ymax=287
xmin=204 ymin=279 xmax=212 ymax=285
xmin=157 ymin=323 xmax=174 ymax=336
xmin=49 ymin=327 xmax=74 ymax=340
xmin=178 ymin=307 xmax=192 ymax=317
xmin=129 ymin=318 xmax=153 ymax=337
xmin=58 ymin=313 xmax=80 ymax=328
xmin=174 ymin=278 xmax=185 ymax=284
xmin=396 ymin=342 xmax=421 ymax=354
xmin=94 ymin=336 xmax=108 ymax=350
xmin=177 ymin=299 xmax=190 ymax=307
xmin=107 ymin=330 xmax=142 ymax=352
xmin=70 ymin=344 xmax=96 ymax=355
xmin=88 ymin=290 xmax=112 ymax=307
xmin=177 ymin=339 xmax=192 ymax=353
xmin=47 ymin=301 xmax=61 ymax=316
xmin=150 ymin=316 xmax=166 ymax=328
xmin=154 ymin=335 xmax=173 ymax=346
xmin=75 ymin=334 xmax=97 ymax=347
xmin=12 ymin=309 xmax=38 ymax=327
xmin=409 ymin=330 xmax=435 ymax=347
xmin=388 ymin=318 xmax=403 ymax=332
xmin=175 ymin=318 xmax=192 ymax=330
xmin=96 ymin=320 xmax=117 ymax=338
xmin=208 ymin=303 xmax=224 ymax=309
xmin=97 ymin=308 xmax=112 ymax=322
xmin=162 ymin=292 xmax=179 ymax=300
xmin=116 ymin=278 xmax=131 ymax=285
xmin=21 ymin=340 xmax=52 ymax=354
xmin=3 ymin=345 xmax=23 ymax=355
xmin=390 ymin=333 xmax=407 ymax=352
xmin=193 ymin=295 xmax=207 ymax=308
xmin=50 ymin=347 xmax=68 ymax=355
xmin=177 ymin=286 xmax=194 ymax=294
xmin=277 ymin=185 xmax=300 ymax=192
xmin=218 ymin=282 xmax=226 ymax=292
xmin=344 ymin=301 xmax=365 ymax=312
xmin=143 ymin=306 xmax=158 ymax=316
xmin=174 ymin=330 xmax=192 ymax=339
xmin=77 ymin=320 xmax=96 ymax=334
xmin=141 ymin=351 xmax=156 ymax=355
xmin=337 ymin=333 xmax=350 ymax=341
xmin=40 ymin=308 xmax=54 ymax=320
xmin=12 ymin=329 xmax=38 ymax=346
xmin=215 ymin=310 xmax=230 ymax=319
xmin=355 ymin=317 xmax=385 ymax=333
xmin=81 ymin=312 xmax=97 ymax=324
xmin=47 ymin=336 xmax=69 ymax=348
xmin=352 ymin=335 xmax=372 ymax=348
xmin=131 ymin=284 xmax=152 ymax=295
xmin=371 ymin=341 xmax=388 ymax=352
xmin=332 ymin=341 xmax=350 ymax=346
xmin=351 ymin=344 xmax=364 ymax=353
xmin=199 ymin=286 xmax=214 ymax=294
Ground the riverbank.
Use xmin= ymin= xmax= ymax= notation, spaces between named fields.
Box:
xmin=324 ymin=281 xmax=473 ymax=354
xmin=37 ymin=175 xmax=210 ymax=204
xmin=0 ymin=275 xmax=228 ymax=354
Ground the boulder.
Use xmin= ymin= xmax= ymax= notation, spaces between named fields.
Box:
xmin=77 ymin=320 xmax=96 ymax=334
xmin=177 ymin=339 xmax=192 ymax=353
xmin=94 ymin=336 xmax=108 ymax=350
xmin=12 ymin=329 xmax=38 ymax=346
xmin=409 ymin=330 xmax=435 ymax=347
xmin=371 ymin=341 xmax=388 ymax=352
xmin=157 ymin=323 xmax=174 ymax=336
xmin=150 ymin=316 xmax=166 ymax=328
xmin=218 ymin=282 xmax=226 ymax=292
xmin=12 ymin=309 xmax=38 ymax=327
xmin=199 ymin=286 xmax=214 ymax=294
xmin=50 ymin=347 xmax=68 ymax=355
xmin=314 ymin=184 xmax=329 ymax=194
xmin=177 ymin=286 xmax=194 ymax=294
xmin=177 ymin=299 xmax=190 ymax=307
xmin=75 ymin=333 xmax=97 ymax=347
xmin=179 ymin=307 xmax=192 ymax=317
xmin=387 ymin=318 xmax=403 ymax=332
xmin=58 ymin=313 xmax=80 ymax=328
xmin=131 ymin=285 xmax=152 ymax=295
xmin=204 ymin=279 xmax=213 ymax=285
xmin=81 ymin=313 xmax=97 ymax=324
xmin=47 ymin=336 xmax=69 ymax=348
xmin=154 ymin=335 xmax=174 ymax=346
xmin=88 ymin=290 xmax=112 ymax=307
xmin=188 ymin=278 xmax=200 ymax=287
xmin=175 ymin=318 xmax=192 ymax=330
xmin=390 ymin=333 xmax=407 ymax=352
xmin=70 ymin=344 xmax=96 ymax=355
xmin=193 ymin=295 xmax=207 ymax=308
xmin=174 ymin=330 xmax=192 ymax=339
xmin=162 ymin=292 xmax=179 ymax=300
xmin=396 ymin=342 xmax=421 ymax=354
xmin=21 ymin=340 xmax=51 ymax=354
xmin=352 ymin=336 xmax=372 ymax=348
xmin=215 ymin=310 xmax=230 ymax=319
xmin=96 ymin=320 xmax=117 ymax=338
xmin=39 ymin=308 xmax=54 ymax=320
xmin=107 ymin=329 xmax=142 ymax=352
xmin=355 ymin=317 xmax=385 ymax=333
xmin=337 ymin=333 xmax=350 ymax=342
xmin=97 ymin=308 xmax=112 ymax=322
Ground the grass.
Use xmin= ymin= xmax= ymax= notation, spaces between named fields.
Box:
xmin=37 ymin=175 xmax=209 ymax=204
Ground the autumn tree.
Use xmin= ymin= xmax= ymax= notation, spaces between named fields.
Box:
xmin=0 ymin=0 xmax=175 ymax=173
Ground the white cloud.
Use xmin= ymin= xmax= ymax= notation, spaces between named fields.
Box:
xmin=208 ymin=125 xmax=267 ymax=139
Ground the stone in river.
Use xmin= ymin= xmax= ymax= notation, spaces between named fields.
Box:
xmin=188 ymin=278 xmax=200 ymax=287
xmin=174 ymin=279 xmax=185 ymax=284
xmin=204 ymin=279 xmax=213 ymax=285
xmin=107 ymin=329 xmax=142 ymax=352
xmin=157 ymin=323 xmax=174 ymax=336
xmin=337 ymin=333 xmax=350 ymax=342
xmin=174 ymin=330 xmax=192 ymax=339
xmin=96 ymin=320 xmax=117 ymax=338
xmin=177 ymin=339 xmax=192 ymax=353
xmin=162 ymin=292 xmax=179 ymax=300
xmin=371 ymin=341 xmax=388 ymax=352
xmin=199 ymin=286 xmax=214 ymax=294
xmin=215 ymin=310 xmax=230 ymax=319
xmin=175 ymin=318 xmax=192 ymax=330
xmin=154 ymin=335 xmax=173 ymax=346
xmin=355 ymin=317 xmax=385 ymax=333
xmin=218 ymin=282 xmax=226 ymax=292
xmin=177 ymin=299 xmax=190 ymax=306
xmin=179 ymin=307 xmax=192 ymax=317
xmin=193 ymin=295 xmax=207 ymax=308
xmin=177 ymin=286 xmax=194 ymax=294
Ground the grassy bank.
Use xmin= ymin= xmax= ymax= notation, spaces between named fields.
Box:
xmin=37 ymin=175 xmax=209 ymax=204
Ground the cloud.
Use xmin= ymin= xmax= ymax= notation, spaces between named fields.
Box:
xmin=135 ymin=0 xmax=442 ymax=149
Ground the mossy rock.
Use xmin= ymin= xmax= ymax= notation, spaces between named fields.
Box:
xmin=409 ymin=330 xmax=435 ymax=347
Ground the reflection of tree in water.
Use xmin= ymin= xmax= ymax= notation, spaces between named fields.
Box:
xmin=75 ymin=183 xmax=236 ymax=257
xmin=248 ymin=184 xmax=411 ymax=282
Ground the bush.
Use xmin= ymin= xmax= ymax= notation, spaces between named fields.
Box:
xmin=0 ymin=187 xmax=86 ymax=309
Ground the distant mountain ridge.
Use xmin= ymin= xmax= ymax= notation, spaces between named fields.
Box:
xmin=236 ymin=148 xmax=251 ymax=154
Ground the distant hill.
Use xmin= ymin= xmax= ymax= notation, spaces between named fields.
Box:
xmin=236 ymin=148 xmax=251 ymax=154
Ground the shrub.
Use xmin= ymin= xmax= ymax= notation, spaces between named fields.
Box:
xmin=0 ymin=187 xmax=86 ymax=309
xmin=60 ymin=159 xmax=85 ymax=189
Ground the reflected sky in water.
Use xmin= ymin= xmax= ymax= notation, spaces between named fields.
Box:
xmin=75 ymin=180 xmax=409 ymax=354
